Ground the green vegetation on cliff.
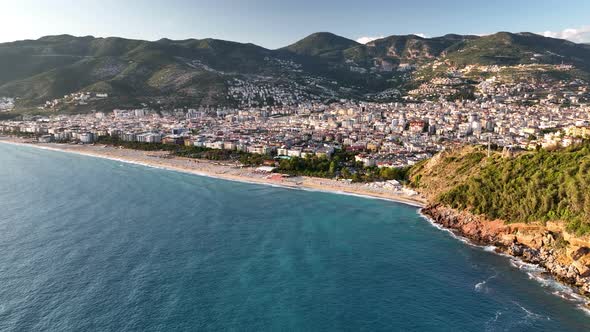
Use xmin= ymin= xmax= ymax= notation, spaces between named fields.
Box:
xmin=410 ymin=144 xmax=590 ymax=235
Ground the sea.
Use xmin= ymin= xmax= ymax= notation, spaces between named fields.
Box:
xmin=1 ymin=142 xmax=590 ymax=331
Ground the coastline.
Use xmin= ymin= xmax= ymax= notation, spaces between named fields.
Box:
xmin=421 ymin=204 xmax=590 ymax=313
xmin=0 ymin=137 xmax=426 ymax=208
xmin=3 ymin=136 xmax=590 ymax=315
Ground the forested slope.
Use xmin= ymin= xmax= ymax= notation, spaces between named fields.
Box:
xmin=410 ymin=144 xmax=590 ymax=234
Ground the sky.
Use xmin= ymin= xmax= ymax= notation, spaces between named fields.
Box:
xmin=1 ymin=0 xmax=589 ymax=48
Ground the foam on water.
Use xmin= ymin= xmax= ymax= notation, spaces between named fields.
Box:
xmin=420 ymin=210 xmax=590 ymax=317
xmin=508 ymin=258 xmax=590 ymax=316
xmin=475 ymin=273 xmax=498 ymax=293
xmin=418 ymin=212 xmax=475 ymax=246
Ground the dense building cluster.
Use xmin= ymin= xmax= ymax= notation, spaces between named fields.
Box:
xmin=2 ymin=95 xmax=590 ymax=168
xmin=2 ymin=61 xmax=589 ymax=167
xmin=42 ymin=92 xmax=109 ymax=110
xmin=0 ymin=97 xmax=14 ymax=112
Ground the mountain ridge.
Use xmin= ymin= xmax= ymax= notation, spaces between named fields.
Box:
xmin=0 ymin=31 xmax=589 ymax=113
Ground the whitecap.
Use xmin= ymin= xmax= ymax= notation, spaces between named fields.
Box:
xmin=418 ymin=212 xmax=493 ymax=251
xmin=419 ymin=210 xmax=590 ymax=316
xmin=577 ymin=304 xmax=590 ymax=317
xmin=484 ymin=310 xmax=504 ymax=332
xmin=475 ymin=273 xmax=498 ymax=292
xmin=483 ymin=245 xmax=497 ymax=252
xmin=474 ymin=280 xmax=487 ymax=292
xmin=513 ymin=301 xmax=551 ymax=323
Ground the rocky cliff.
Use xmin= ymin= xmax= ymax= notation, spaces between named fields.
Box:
xmin=422 ymin=204 xmax=590 ymax=299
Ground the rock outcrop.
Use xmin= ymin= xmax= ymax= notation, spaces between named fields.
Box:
xmin=422 ymin=204 xmax=590 ymax=296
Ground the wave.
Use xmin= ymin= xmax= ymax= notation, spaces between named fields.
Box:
xmin=418 ymin=212 xmax=481 ymax=248
xmin=474 ymin=280 xmax=486 ymax=291
xmin=475 ymin=273 xmax=498 ymax=292
xmin=509 ymin=259 xmax=543 ymax=272
xmin=485 ymin=302 xmax=550 ymax=331
xmin=510 ymin=259 xmax=590 ymax=316
xmin=513 ymin=301 xmax=551 ymax=324
xmin=484 ymin=310 xmax=503 ymax=332
xmin=483 ymin=245 xmax=497 ymax=252
xmin=577 ymin=304 xmax=590 ymax=317
xmin=419 ymin=210 xmax=590 ymax=316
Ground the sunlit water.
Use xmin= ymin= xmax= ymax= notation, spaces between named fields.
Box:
xmin=0 ymin=143 xmax=589 ymax=331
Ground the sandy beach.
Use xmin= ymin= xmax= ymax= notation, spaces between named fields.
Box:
xmin=0 ymin=137 xmax=427 ymax=207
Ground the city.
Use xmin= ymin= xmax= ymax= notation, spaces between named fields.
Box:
xmin=2 ymin=0 xmax=590 ymax=329
xmin=2 ymin=82 xmax=589 ymax=171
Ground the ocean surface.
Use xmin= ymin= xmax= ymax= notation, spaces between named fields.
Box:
xmin=1 ymin=143 xmax=590 ymax=331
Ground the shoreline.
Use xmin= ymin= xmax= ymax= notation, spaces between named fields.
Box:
xmin=3 ymin=137 xmax=590 ymax=315
xmin=421 ymin=204 xmax=590 ymax=314
xmin=0 ymin=137 xmax=426 ymax=208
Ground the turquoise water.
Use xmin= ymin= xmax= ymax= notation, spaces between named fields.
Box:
xmin=0 ymin=143 xmax=589 ymax=331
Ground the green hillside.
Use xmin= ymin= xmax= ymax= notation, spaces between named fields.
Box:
xmin=0 ymin=34 xmax=389 ymax=111
xmin=409 ymin=144 xmax=590 ymax=235
xmin=365 ymin=34 xmax=472 ymax=62
xmin=443 ymin=32 xmax=590 ymax=70
xmin=0 ymin=32 xmax=589 ymax=113
xmin=282 ymin=32 xmax=360 ymax=58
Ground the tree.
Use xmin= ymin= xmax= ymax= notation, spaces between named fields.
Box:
xmin=329 ymin=161 xmax=337 ymax=175
xmin=341 ymin=168 xmax=351 ymax=179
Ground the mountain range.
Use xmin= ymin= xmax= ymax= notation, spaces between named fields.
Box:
xmin=0 ymin=31 xmax=589 ymax=113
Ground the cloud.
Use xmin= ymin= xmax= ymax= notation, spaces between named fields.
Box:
xmin=542 ymin=25 xmax=590 ymax=43
xmin=356 ymin=36 xmax=384 ymax=44
xmin=414 ymin=33 xmax=428 ymax=38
